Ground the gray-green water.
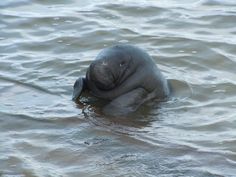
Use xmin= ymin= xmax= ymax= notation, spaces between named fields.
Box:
xmin=1 ymin=0 xmax=236 ymax=176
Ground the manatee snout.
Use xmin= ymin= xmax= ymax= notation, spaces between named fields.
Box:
xmin=89 ymin=61 xmax=115 ymax=90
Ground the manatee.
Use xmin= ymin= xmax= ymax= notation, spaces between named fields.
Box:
xmin=72 ymin=44 xmax=170 ymax=116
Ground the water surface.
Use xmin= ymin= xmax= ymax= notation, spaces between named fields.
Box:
xmin=1 ymin=0 xmax=236 ymax=176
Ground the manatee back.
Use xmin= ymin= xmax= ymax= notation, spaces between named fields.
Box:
xmin=121 ymin=45 xmax=169 ymax=97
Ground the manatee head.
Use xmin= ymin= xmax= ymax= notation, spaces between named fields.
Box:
xmin=86 ymin=46 xmax=133 ymax=91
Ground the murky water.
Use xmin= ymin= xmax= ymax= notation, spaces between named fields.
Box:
xmin=1 ymin=0 xmax=236 ymax=176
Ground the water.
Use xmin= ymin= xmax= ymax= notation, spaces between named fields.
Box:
xmin=1 ymin=0 xmax=236 ymax=176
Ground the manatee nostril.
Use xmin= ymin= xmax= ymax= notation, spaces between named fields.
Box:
xmin=89 ymin=63 xmax=116 ymax=90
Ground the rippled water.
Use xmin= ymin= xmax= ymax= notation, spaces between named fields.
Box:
xmin=1 ymin=0 xmax=236 ymax=176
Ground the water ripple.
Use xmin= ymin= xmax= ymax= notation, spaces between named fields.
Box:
xmin=1 ymin=0 xmax=236 ymax=176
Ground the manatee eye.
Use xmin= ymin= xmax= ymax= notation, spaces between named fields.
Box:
xmin=119 ymin=61 xmax=126 ymax=67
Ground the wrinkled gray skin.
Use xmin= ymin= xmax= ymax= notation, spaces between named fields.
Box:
xmin=73 ymin=44 xmax=170 ymax=116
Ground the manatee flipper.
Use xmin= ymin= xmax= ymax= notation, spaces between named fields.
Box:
xmin=72 ymin=77 xmax=86 ymax=101
xmin=103 ymin=88 xmax=154 ymax=116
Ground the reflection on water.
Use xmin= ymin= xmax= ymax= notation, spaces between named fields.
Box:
xmin=1 ymin=0 xmax=236 ymax=176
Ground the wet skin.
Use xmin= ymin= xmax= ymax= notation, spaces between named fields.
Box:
xmin=73 ymin=44 xmax=170 ymax=116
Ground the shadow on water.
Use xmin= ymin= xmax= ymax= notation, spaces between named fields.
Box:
xmin=0 ymin=75 xmax=56 ymax=95
xmin=0 ymin=75 xmax=80 ymax=122
xmin=168 ymin=79 xmax=193 ymax=99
